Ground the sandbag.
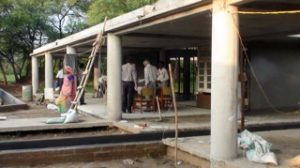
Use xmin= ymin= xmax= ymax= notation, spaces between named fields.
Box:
xmin=47 ymin=103 xmax=58 ymax=110
xmin=46 ymin=116 xmax=66 ymax=124
xmin=64 ymin=109 xmax=79 ymax=123
xmin=238 ymin=130 xmax=278 ymax=165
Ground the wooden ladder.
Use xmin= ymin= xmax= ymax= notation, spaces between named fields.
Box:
xmin=70 ymin=17 xmax=107 ymax=111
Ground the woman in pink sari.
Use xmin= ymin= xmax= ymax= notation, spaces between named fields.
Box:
xmin=60 ymin=66 xmax=76 ymax=111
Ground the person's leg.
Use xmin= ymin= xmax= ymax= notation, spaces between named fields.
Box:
xmin=127 ymin=82 xmax=135 ymax=113
xmin=122 ymin=82 xmax=128 ymax=113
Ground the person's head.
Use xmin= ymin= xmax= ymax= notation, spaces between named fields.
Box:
xmin=143 ymin=59 xmax=150 ymax=66
xmin=159 ymin=62 xmax=165 ymax=69
xmin=64 ymin=66 xmax=73 ymax=74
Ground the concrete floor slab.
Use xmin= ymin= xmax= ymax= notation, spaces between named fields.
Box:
xmin=0 ymin=100 xmax=111 ymax=133
xmin=0 ymin=116 xmax=111 ymax=133
xmin=78 ymin=97 xmax=210 ymax=120
xmin=163 ymin=129 xmax=300 ymax=168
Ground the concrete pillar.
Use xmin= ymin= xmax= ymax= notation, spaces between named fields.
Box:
xmin=183 ymin=56 xmax=191 ymax=100
xmin=65 ymin=46 xmax=77 ymax=73
xmin=210 ymin=0 xmax=239 ymax=163
xmin=107 ymin=33 xmax=122 ymax=121
xmin=45 ymin=52 xmax=53 ymax=88
xmin=45 ymin=52 xmax=54 ymax=99
xmin=66 ymin=46 xmax=76 ymax=54
xmin=93 ymin=56 xmax=100 ymax=97
xmin=31 ymin=56 xmax=39 ymax=95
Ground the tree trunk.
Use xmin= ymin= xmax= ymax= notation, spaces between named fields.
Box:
xmin=0 ymin=61 xmax=8 ymax=85
xmin=11 ymin=62 xmax=20 ymax=83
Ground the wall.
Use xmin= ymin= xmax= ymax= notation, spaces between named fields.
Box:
xmin=248 ymin=42 xmax=300 ymax=112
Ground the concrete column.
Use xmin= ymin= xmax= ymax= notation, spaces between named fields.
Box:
xmin=66 ymin=46 xmax=76 ymax=54
xmin=31 ymin=56 xmax=39 ymax=95
xmin=183 ymin=56 xmax=191 ymax=100
xmin=107 ymin=33 xmax=122 ymax=121
xmin=65 ymin=46 xmax=77 ymax=73
xmin=93 ymin=56 xmax=100 ymax=97
xmin=210 ymin=0 xmax=239 ymax=163
xmin=45 ymin=52 xmax=53 ymax=88
xmin=45 ymin=52 xmax=54 ymax=99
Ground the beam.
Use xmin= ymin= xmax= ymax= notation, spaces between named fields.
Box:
xmin=115 ymin=4 xmax=212 ymax=35
xmin=31 ymin=0 xmax=207 ymax=57
xmin=228 ymin=0 xmax=256 ymax=5
xmin=126 ymin=33 xmax=206 ymax=41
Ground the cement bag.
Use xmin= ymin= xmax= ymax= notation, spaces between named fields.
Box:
xmin=64 ymin=109 xmax=79 ymax=123
xmin=238 ymin=130 xmax=278 ymax=165
xmin=47 ymin=103 xmax=58 ymax=110
xmin=46 ymin=116 xmax=66 ymax=124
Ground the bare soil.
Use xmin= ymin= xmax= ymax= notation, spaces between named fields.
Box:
xmin=28 ymin=156 xmax=196 ymax=168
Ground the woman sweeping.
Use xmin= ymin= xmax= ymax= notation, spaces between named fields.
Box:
xmin=58 ymin=66 xmax=76 ymax=112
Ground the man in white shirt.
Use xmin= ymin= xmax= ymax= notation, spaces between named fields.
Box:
xmin=143 ymin=59 xmax=157 ymax=89
xmin=122 ymin=58 xmax=137 ymax=113
xmin=157 ymin=62 xmax=169 ymax=87
xmin=56 ymin=63 xmax=64 ymax=92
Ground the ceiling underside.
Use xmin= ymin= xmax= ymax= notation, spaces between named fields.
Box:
xmin=120 ymin=1 xmax=300 ymax=49
xmin=52 ymin=0 xmax=300 ymax=56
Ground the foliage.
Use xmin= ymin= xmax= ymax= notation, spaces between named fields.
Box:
xmin=87 ymin=0 xmax=157 ymax=25
xmin=0 ymin=0 xmax=157 ymax=84
xmin=0 ymin=0 xmax=89 ymax=83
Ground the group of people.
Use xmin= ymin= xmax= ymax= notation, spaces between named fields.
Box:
xmin=122 ymin=58 xmax=169 ymax=113
xmin=54 ymin=59 xmax=169 ymax=114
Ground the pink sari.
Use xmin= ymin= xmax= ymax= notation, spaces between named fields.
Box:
xmin=60 ymin=67 xmax=76 ymax=111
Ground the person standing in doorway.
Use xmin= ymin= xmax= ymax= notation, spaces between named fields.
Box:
xmin=56 ymin=63 xmax=64 ymax=92
xmin=143 ymin=59 xmax=157 ymax=89
xmin=122 ymin=58 xmax=137 ymax=113
xmin=157 ymin=61 xmax=169 ymax=87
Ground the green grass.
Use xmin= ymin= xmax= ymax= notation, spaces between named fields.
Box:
xmin=0 ymin=74 xmax=16 ymax=83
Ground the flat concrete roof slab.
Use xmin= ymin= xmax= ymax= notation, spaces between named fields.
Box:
xmin=0 ymin=116 xmax=111 ymax=133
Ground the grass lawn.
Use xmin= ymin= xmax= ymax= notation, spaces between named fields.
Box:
xmin=0 ymin=74 xmax=16 ymax=84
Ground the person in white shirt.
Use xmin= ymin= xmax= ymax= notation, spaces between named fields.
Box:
xmin=55 ymin=63 xmax=64 ymax=92
xmin=143 ymin=59 xmax=157 ymax=89
xmin=122 ymin=58 xmax=137 ymax=113
xmin=157 ymin=62 xmax=169 ymax=87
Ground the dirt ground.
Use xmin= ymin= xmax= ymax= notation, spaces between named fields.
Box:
xmin=27 ymin=156 xmax=196 ymax=168
xmin=0 ymin=82 xmax=24 ymax=98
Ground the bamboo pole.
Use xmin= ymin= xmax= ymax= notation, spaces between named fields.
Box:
xmin=168 ymin=64 xmax=178 ymax=167
xmin=156 ymin=96 xmax=162 ymax=121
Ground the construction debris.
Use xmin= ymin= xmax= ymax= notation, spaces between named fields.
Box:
xmin=238 ymin=130 xmax=278 ymax=165
xmin=288 ymin=155 xmax=300 ymax=168
xmin=123 ymin=159 xmax=134 ymax=165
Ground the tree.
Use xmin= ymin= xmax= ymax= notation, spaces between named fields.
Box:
xmin=47 ymin=0 xmax=91 ymax=39
xmin=87 ymin=0 xmax=157 ymax=25
xmin=0 ymin=0 xmax=50 ymax=82
xmin=0 ymin=0 xmax=89 ymax=83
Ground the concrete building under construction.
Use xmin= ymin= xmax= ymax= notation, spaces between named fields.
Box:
xmin=26 ymin=0 xmax=300 ymax=167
